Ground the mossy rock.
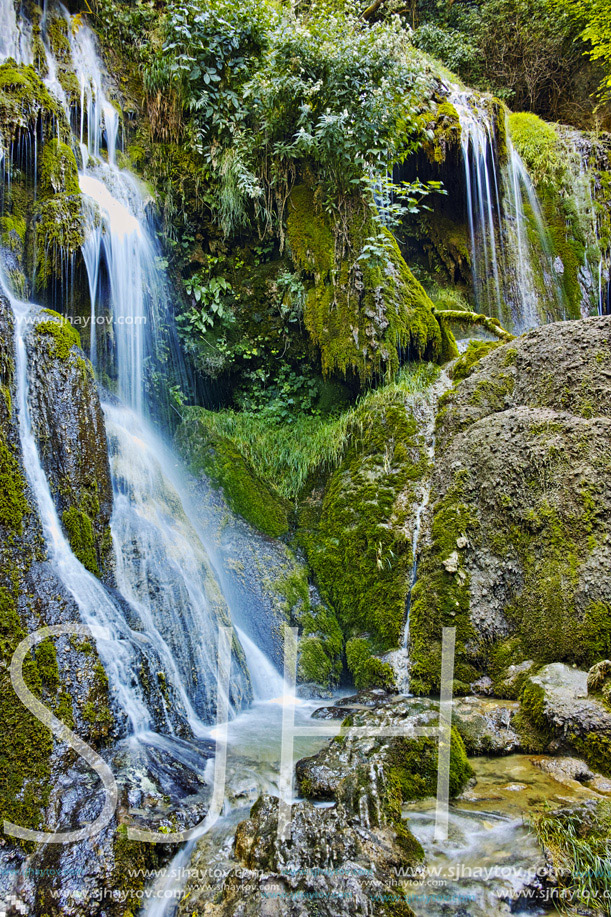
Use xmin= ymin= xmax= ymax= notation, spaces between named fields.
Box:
xmin=0 ymin=59 xmax=66 ymax=144
xmin=40 ymin=139 xmax=80 ymax=197
xmin=34 ymin=193 xmax=85 ymax=288
xmin=286 ymin=184 xmax=447 ymax=383
xmin=298 ymin=385 xmax=428 ymax=679
xmin=274 ymin=567 xmax=344 ymax=688
xmin=35 ymin=313 xmax=81 ymax=361
xmin=176 ymin=407 xmax=290 ymax=538
xmin=345 ymin=636 xmax=396 ymax=690
xmin=451 ymin=340 xmax=502 ymax=382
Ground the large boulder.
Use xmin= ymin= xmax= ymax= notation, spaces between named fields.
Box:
xmin=408 ymin=316 xmax=611 ymax=695
xmin=178 ymin=794 xmax=420 ymax=917
xmin=520 ymin=663 xmax=611 ymax=774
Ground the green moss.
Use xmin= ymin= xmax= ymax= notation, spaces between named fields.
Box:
xmin=35 ymin=312 xmax=81 ymax=361
xmin=451 ymin=340 xmax=502 ymax=382
xmin=0 ymin=214 xmax=26 ymax=253
xmin=298 ymin=385 xmax=428 ymax=666
xmin=111 ymin=825 xmax=168 ymax=915
xmin=0 ymin=584 xmax=53 ymax=843
xmin=44 ymin=15 xmax=80 ymax=102
xmin=578 ymin=602 xmax=611 ymax=663
xmin=62 ymin=506 xmax=100 ymax=576
xmin=34 ymin=193 xmax=85 ymax=288
xmin=408 ymin=474 xmax=478 ymax=694
xmin=0 ymin=432 xmax=30 ymax=531
xmin=40 ymin=139 xmax=79 ymax=196
xmin=423 ymin=100 xmax=461 ymax=164
xmin=503 ymin=501 xmax=602 ymax=667
xmin=571 ymin=733 xmax=611 ymax=777
xmin=0 ymin=59 xmax=65 ymax=144
xmin=177 ymin=414 xmax=290 ymax=537
xmin=345 ymin=637 xmax=396 ymax=690
xmin=508 ymin=113 xmax=562 ymax=189
xmin=286 ymin=185 xmax=445 ymax=383
xmin=274 ymin=567 xmax=344 ymax=687
xmin=35 ymin=639 xmax=59 ymax=690
xmin=387 ymin=727 xmax=472 ymax=801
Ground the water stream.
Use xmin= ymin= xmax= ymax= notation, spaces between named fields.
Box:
xmin=0 ymin=4 xmax=604 ymax=914
xmin=451 ymin=91 xmax=567 ymax=330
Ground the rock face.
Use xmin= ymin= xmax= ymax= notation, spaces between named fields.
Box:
xmin=296 ymin=697 xmax=473 ymax=819
xmin=408 ymin=316 xmax=611 ymax=696
xmin=179 ymin=794 xmax=421 ymax=917
xmin=0 ymin=294 xmax=119 ymax=909
xmin=520 ymin=663 xmax=611 ymax=774
xmin=26 ymin=309 xmax=113 ymax=578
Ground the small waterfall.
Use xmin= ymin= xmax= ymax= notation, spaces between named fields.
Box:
xmin=7 ymin=286 xmax=152 ymax=736
xmin=394 ymin=371 xmax=451 ymax=695
xmin=0 ymin=0 xmax=32 ymax=65
xmin=453 ymin=92 xmax=503 ymax=318
xmin=451 ymin=92 xmax=566 ymax=331
xmin=0 ymin=1 xmax=288 ymax=787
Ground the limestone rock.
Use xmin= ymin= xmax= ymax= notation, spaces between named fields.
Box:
xmin=409 ymin=316 xmax=611 ymax=696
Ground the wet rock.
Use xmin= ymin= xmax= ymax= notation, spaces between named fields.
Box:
xmin=180 ymin=795 xmax=420 ymax=917
xmin=336 ymin=688 xmax=392 ymax=707
xmin=296 ymin=697 xmax=473 ymax=823
xmin=26 ymin=308 xmax=113 ymax=578
xmin=453 ymin=696 xmax=523 ymax=755
xmin=311 ymin=706 xmax=354 ymax=720
xmin=520 ymin=664 xmax=611 ymax=774
xmin=493 ymin=660 xmax=538 ymax=700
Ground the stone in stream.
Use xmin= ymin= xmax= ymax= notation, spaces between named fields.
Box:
xmin=179 ymin=795 xmax=422 ymax=917
xmin=520 ymin=663 xmax=611 ymax=774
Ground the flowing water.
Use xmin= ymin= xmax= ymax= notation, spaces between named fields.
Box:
xmin=451 ymin=92 xmax=567 ymax=331
xmin=0 ymin=4 xmax=604 ymax=915
xmin=1 ymin=0 xmax=290 ymax=862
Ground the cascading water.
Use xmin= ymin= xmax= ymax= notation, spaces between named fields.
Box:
xmin=451 ymin=92 xmax=567 ymax=331
xmin=0 ymin=0 xmax=293 ymax=839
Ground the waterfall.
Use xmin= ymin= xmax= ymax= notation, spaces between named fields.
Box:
xmin=0 ymin=1 xmax=291 ymax=811
xmin=451 ymin=92 xmax=567 ymax=331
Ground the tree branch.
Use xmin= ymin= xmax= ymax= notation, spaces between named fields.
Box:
xmin=432 ymin=308 xmax=515 ymax=343
xmin=361 ymin=0 xmax=387 ymax=21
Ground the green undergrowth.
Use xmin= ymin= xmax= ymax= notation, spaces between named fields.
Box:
xmin=532 ymin=801 xmax=611 ymax=914
xmin=178 ymin=362 xmax=439 ymax=504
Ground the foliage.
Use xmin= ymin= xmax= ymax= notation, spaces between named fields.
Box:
xmin=178 ymin=362 xmax=439 ymax=502
xmin=508 ymin=113 xmax=564 ymax=189
xmin=146 ymin=0 xmax=433 ymax=234
xmin=413 ymin=0 xmax=586 ymax=120
xmin=532 ymin=802 xmax=611 ymax=914
xmin=552 ymin=0 xmax=611 ymax=102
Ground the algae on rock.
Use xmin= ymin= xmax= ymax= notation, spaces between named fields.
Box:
xmin=286 ymin=185 xmax=449 ymax=383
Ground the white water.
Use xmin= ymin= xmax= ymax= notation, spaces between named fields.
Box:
xmin=7 ymin=286 xmax=152 ymax=735
xmin=1 ymin=0 xmax=287 ymax=767
xmin=451 ymin=92 xmax=566 ymax=330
